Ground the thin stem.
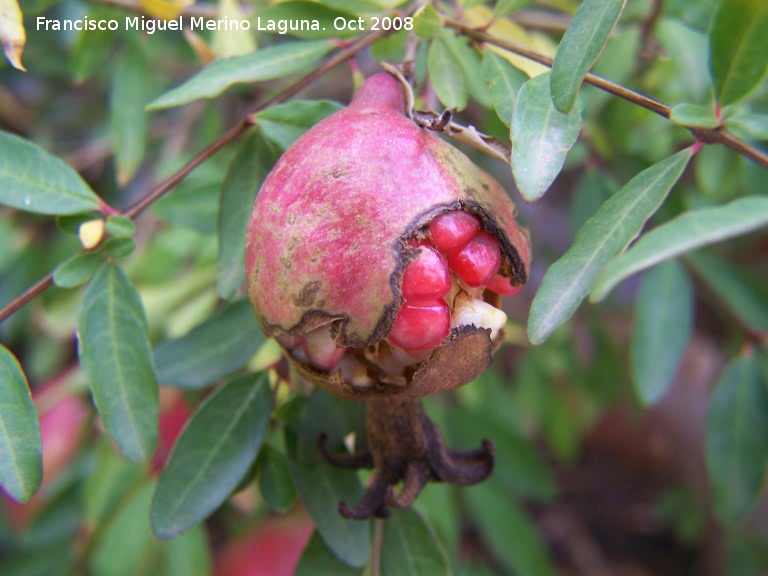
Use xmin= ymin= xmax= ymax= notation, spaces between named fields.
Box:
xmin=371 ymin=518 xmax=384 ymax=576
xmin=444 ymin=18 xmax=768 ymax=170
xmin=0 ymin=26 xmax=394 ymax=326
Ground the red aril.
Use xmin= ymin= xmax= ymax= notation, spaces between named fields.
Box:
xmin=448 ymin=231 xmax=502 ymax=287
xmin=401 ymin=245 xmax=451 ymax=301
xmin=388 ymin=300 xmax=450 ymax=350
xmin=486 ymin=274 xmax=524 ymax=296
xmin=428 ymin=211 xmax=481 ymax=255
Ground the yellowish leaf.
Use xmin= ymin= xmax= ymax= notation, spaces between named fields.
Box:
xmin=183 ymin=30 xmax=216 ymax=66
xmin=212 ymin=0 xmax=255 ymax=58
xmin=140 ymin=0 xmax=193 ymax=21
xmin=463 ymin=5 xmax=556 ymax=78
xmin=0 ymin=0 xmax=26 ymax=71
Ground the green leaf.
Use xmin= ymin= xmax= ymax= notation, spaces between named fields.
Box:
xmin=446 ymin=405 xmax=556 ymax=502
xmin=154 ymin=299 xmax=264 ymax=389
xmin=670 ymin=103 xmax=721 ymax=128
xmin=550 ymin=0 xmax=627 ymax=113
xmin=164 ymin=524 xmax=212 ymax=576
xmin=494 ymin=0 xmax=535 ymax=18
xmin=631 ymin=260 xmax=693 ymax=405
xmin=528 ymin=149 xmax=692 ymax=344
xmin=0 ymin=129 xmax=101 ymax=215
xmin=465 ymin=481 xmax=555 ymax=576
xmin=413 ymin=3 xmax=442 ymax=38
xmin=591 ymin=195 xmax=768 ymax=301
xmin=511 ymin=72 xmax=582 ymax=202
xmin=83 ymin=439 xmax=145 ymax=528
xmin=111 ymin=44 xmax=152 ymax=185
xmin=285 ymin=397 xmax=370 ymax=568
xmin=382 ymin=508 xmax=452 ymax=576
xmin=298 ymin=388 xmax=366 ymax=465
xmin=708 ymin=0 xmax=768 ymax=106
xmin=724 ymin=113 xmax=768 ymax=141
xmin=53 ymin=252 xmax=105 ymax=289
xmin=0 ymin=344 xmax=41 ymax=503
xmin=148 ymin=41 xmax=334 ymax=110
xmin=105 ymin=215 xmax=136 ymax=237
xmin=218 ymin=133 xmax=279 ymax=298
xmin=254 ymin=99 xmax=344 ymax=152
xmin=439 ymin=29 xmax=492 ymax=108
xmin=78 ymin=263 xmax=158 ymax=462
xmin=151 ymin=373 xmax=271 ymax=539
xmin=686 ymin=252 xmax=768 ymax=333
xmin=152 ymin=176 xmax=220 ymax=234
xmin=481 ymin=51 xmax=528 ymax=127
xmin=288 ymin=459 xmax=370 ymax=567
xmin=90 ymin=482 xmax=162 ymax=576
xmin=257 ymin=444 xmax=297 ymax=512
xmin=295 ymin=531 xmax=364 ymax=576
xmin=427 ymin=35 xmax=468 ymax=111
xmin=705 ymin=352 xmax=768 ymax=523
xmin=103 ymin=237 xmax=137 ymax=259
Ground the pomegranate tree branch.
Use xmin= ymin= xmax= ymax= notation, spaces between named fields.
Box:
xmin=0 ymin=26 xmax=394 ymax=326
xmin=445 ymin=18 xmax=768 ymax=170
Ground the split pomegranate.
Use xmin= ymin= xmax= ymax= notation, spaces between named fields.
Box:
xmin=245 ymin=72 xmax=531 ymax=519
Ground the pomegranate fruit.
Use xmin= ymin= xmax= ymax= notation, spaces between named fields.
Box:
xmin=246 ymin=72 xmax=530 ymax=519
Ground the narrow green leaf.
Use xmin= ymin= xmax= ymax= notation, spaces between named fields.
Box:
xmin=512 ymin=72 xmax=582 ymax=202
xmin=152 ymin=179 xmax=220 ymax=234
xmin=413 ymin=2 xmax=442 ymax=38
xmin=382 ymin=508 xmax=452 ymax=576
xmin=164 ymin=523 xmax=212 ymax=576
xmin=427 ymin=35 xmax=468 ymax=111
xmin=705 ymin=352 xmax=768 ymax=523
xmin=494 ymin=0 xmax=535 ymax=18
xmin=631 ymin=261 xmax=693 ymax=405
xmin=285 ymin=397 xmax=370 ymax=568
xmin=591 ymin=195 xmax=768 ymax=301
xmin=0 ymin=344 xmax=41 ymax=503
xmin=83 ymin=440 xmax=145 ymax=528
xmin=254 ymin=99 xmax=344 ymax=152
xmin=111 ymin=44 xmax=152 ymax=184
xmin=154 ymin=299 xmax=264 ymax=389
xmin=446 ymin=405 xmax=556 ymax=502
xmin=550 ymin=0 xmax=627 ymax=113
xmin=151 ymin=373 xmax=271 ymax=539
xmin=465 ymin=481 xmax=555 ymax=576
xmin=148 ymin=41 xmax=333 ymax=110
xmin=0 ymin=130 xmax=101 ymax=215
xmin=439 ymin=30 xmax=492 ymax=108
xmin=53 ymin=252 xmax=105 ymax=289
xmin=481 ymin=51 xmax=528 ymax=127
xmin=288 ymin=459 xmax=370 ymax=567
xmin=218 ymin=134 xmax=279 ymax=298
xmin=670 ymin=103 xmax=720 ymax=128
xmin=528 ymin=149 xmax=693 ymax=344
xmin=295 ymin=531 xmax=364 ymax=576
xmin=103 ymin=237 xmax=136 ymax=259
xmin=724 ymin=113 xmax=768 ymax=141
xmin=687 ymin=252 xmax=768 ymax=333
xmin=257 ymin=444 xmax=297 ymax=512
xmin=708 ymin=0 xmax=768 ymax=106
xmin=90 ymin=482 xmax=162 ymax=576
xmin=105 ymin=215 xmax=136 ymax=238
xmin=78 ymin=263 xmax=158 ymax=462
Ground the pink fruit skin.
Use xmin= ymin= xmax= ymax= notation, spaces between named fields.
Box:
xmin=214 ymin=517 xmax=314 ymax=576
xmin=246 ymin=73 xmax=530 ymax=348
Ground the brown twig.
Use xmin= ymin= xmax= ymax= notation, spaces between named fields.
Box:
xmin=443 ymin=18 xmax=768 ymax=170
xmin=371 ymin=518 xmax=384 ymax=576
xmin=0 ymin=26 xmax=394 ymax=326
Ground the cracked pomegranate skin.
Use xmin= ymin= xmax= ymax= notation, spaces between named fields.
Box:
xmin=246 ymin=73 xmax=530 ymax=398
